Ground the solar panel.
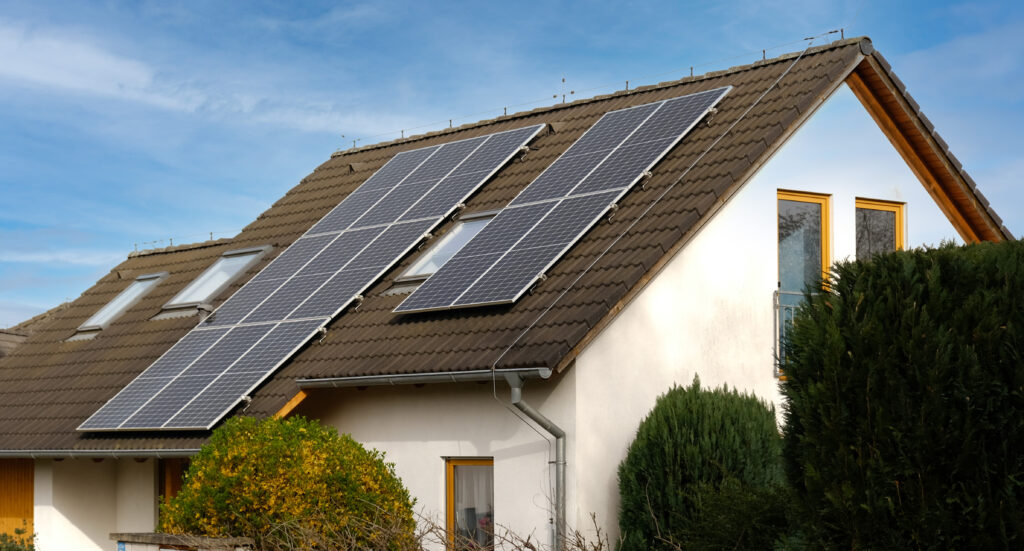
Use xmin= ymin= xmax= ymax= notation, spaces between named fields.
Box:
xmin=79 ymin=123 xmax=545 ymax=432
xmin=395 ymin=86 xmax=731 ymax=313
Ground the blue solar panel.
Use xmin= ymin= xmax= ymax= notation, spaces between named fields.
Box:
xmin=395 ymin=87 xmax=730 ymax=313
xmin=80 ymin=123 xmax=545 ymax=431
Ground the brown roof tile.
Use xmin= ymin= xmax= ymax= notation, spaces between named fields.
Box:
xmin=0 ymin=37 xmax=1004 ymax=453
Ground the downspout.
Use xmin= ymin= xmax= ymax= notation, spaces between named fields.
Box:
xmin=503 ymin=372 xmax=566 ymax=551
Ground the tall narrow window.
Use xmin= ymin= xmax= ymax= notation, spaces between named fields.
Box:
xmin=856 ymin=198 xmax=905 ymax=259
xmin=776 ymin=190 xmax=830 ymax=374
xmin=778 ymin=190 xmax=830 ymax=293
xmin=446 ymin=458 xmax=494 ymax=549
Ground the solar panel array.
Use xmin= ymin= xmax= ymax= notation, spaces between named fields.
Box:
xmin=395 ymin=86 xmax=731 ymax=313
xmin=80 ymin=123 xmax=545 ymax=431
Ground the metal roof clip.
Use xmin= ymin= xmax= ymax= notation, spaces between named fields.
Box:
xmin=315 ymin=327 xmax=327 ymax=345
xmin=352 ymin=295 xmax=365 ymax=312
xmin=607 ymin=203 xmax=619 ymax=221
xmin=528 ymin=273 xmax=548 ymax=294
xmin=517 ymin=145 xmax=530 ymax=161
xmin=640 ymin=171 xmax=653 ymax=190
xmin=417 ymin=233 xmax=433 ymax=250
xmin=705 ymin=107 xmax=719 ymax=126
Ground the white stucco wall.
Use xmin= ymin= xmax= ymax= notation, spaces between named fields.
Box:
xmin=296 ymin=82 xmax=967 ymax=547
xmin=34 ymin=458 xmax=157 ymax=551
xmin=570 ymin=83 xmax=963 ymax=538
xmin=298 ymin=371 xmax=576 ymax=550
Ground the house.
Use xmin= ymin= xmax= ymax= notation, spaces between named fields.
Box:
xmin=0 ymin=37 xmax=1011 ymax=551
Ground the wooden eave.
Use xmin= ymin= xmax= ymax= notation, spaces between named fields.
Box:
xmin=846 ymin=53 xmax=1012 ymax=243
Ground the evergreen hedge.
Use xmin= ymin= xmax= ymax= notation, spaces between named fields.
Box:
xmin=782 ymin=240 xmax=1024 ymax=549
xmin=160 ymin=416 xmax=416 ymax=550
xmin=617 ymin=376 xmax=784 ymax=550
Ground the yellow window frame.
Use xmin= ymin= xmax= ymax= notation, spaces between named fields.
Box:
xmin=445 ymin=457 xmax=494 ymax=548
xmin=855 ymin=197 xmax=906 ymax=251
xmin=777 ymin=189 xmax=831 ymax=287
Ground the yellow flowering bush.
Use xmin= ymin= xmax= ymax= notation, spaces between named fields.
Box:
xmin=159 ymin=416 xmax=415 ymax=550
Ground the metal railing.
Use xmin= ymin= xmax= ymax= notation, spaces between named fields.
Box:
xmin=773 ymin=290 xmax=805 ymax=378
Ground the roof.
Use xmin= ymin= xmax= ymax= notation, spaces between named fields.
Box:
xmin=0 ymin=37 xmax=1009 ymax=454
xmin=0 ymin=330 xmax=27 ymax=358
xmin=0 ymin=301 xmax=71 ymax=358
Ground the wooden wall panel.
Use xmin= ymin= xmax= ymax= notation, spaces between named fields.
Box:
xmin=0 ymin=458 xmax=33 ymax=538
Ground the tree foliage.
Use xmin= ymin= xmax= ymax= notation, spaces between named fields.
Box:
xmin=617 ymin=376 xmax=784 ymax=550
xmin=0 ymin=521 xmax=34 ymax=551
xmin=159 ymin=415 xmax=415 ymax=550
xmin=782 ymin=240 xmax=1024 ymax=549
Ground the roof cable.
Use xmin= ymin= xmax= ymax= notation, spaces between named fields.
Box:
xmin=488 ymin=35 xmax=824 ymax=373
xmin=485 ymin=36 xmax=828 ymax=545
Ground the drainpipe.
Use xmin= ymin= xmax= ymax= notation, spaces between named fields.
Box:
xmin=504 ymin=373 xmax=565 ymax=551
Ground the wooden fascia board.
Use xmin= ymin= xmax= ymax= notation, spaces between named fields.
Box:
xmin=846 ymin=57 xmax=1003 ymax=243
xmin=552 ymin=49 xmax=867 ymax=374
xmin=273 ymin=390 xmax=307 ymax=418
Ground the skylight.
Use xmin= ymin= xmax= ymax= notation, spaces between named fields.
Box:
xmin=76 ymin=273 xmax=167 ymax=333
xmin=400 ymin=216 xmax=492 ymax=280
xmin=163 ymin=247 xmax=268 ymax=310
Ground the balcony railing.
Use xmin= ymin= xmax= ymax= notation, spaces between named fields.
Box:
xmin=773 ymin=290 xmax=805 ymax=378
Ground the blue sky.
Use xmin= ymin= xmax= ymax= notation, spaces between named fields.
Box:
xmin=1 ymin=0 xmax=1021 ymax=327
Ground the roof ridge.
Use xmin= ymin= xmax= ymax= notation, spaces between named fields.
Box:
xmin=127 ymin=237 xmax=234 ymax=258
xmin=6 ymin=301 xmax=70 ymax=333
xmin=329 ymin=36 xmax=872 ymax=159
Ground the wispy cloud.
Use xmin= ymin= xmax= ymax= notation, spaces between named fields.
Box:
xmin=0 ymin=249 xmax=126 ymax=266
xmin=897 ymin=20 xmax=1024 ymax=100
xmin=0 ymin=19 xmax=409 ymax=136
xmin=0 ymin=20 xmax=203 ymax=110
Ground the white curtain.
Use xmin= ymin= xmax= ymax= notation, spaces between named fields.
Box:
xmin=454 ymin=465 xmax=494 ymax=546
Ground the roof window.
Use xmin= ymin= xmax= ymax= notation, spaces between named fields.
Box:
xmin=69 ymin=272 xmax=167 ymax=340
xmin=158 ymin=246 xmax=269 ymax=316
xmin=398 ymin=214 xmax=492 ymax=282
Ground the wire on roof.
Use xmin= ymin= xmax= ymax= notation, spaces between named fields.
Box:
xmin=486 ymin=31 xmax=833 ymax=373
xmin=338 ymin=31 xmax=847 ymax=150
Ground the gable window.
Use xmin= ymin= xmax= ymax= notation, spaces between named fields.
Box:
xmin=161 ymin=246 xmax=269 ymax=314
xmin=399 ymin=215 xmax=492 ymax=281
xmin=856 ymin=198 xmax=905 ymax=259
xmin=70 ymin=272 xmax=167 ymax=340
xmin=446 ymin=458 xmax=494 ymax=549
xmin=776 ymin=190 xmax=831 ymax=374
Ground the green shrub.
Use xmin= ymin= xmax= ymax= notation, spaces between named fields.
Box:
xmin=160 ymin=416 xmax=416 ymax=550
xmin=681 ymin=478 xmax=794 ymax=550
xmin=782 ymin=241 xmax=1024 ymax=549
xmin=617 ymin=376 xmax=784 ymax=550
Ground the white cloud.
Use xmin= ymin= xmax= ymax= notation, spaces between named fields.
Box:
xmin=0 ymin=249 xmax=126 ymax=267
xmin=896 ymin=20 xmax=1024 ymax=100
xmin=0 ymin=20 xmax=204 ymax=111
xmin=0 ymin=19 xmax=411 ymax=136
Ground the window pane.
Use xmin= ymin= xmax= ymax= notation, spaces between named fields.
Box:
xmin=778 ymin=199 xmax=822 ymax=293
xmin=167 ymin=253 xmax=258 ymax=306
xmin=81 ymin=277 xmax=160 ymax=329
xmin=856 ymin=207 xmax=896 ymax=259
xmin=453 ymin=464 xmax=493 ymax=548
xmin=404 ymin=218 xmax=490 ymax=278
